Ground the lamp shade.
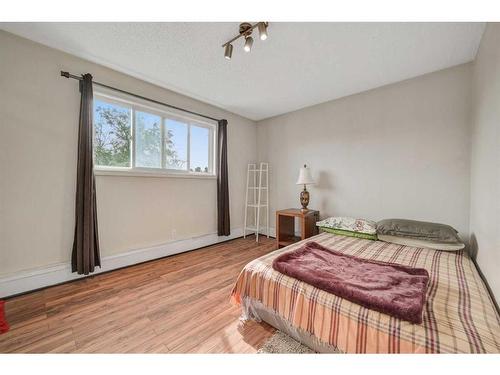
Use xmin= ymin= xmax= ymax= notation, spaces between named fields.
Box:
xmin=296 ymin=165 xmax=315 ymax=185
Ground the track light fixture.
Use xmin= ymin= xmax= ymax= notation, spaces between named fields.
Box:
xmin=244 ymin=36 xmax=253 ymax=52
xmin=222 ymin=22 xmax=268 ymax=59
xmin=258 ymin=22 xmax=268 ymax=40
xmin=224 ymin=43 xmax=233 ymax=59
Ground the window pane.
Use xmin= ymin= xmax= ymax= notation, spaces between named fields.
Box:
xmin=135 ymin=111 xmax=161 ymax=168
xmin=190 ymin=125 xmax=210 ymax=173
xmin=164 ymin=119 xmax=187 ymax=170
xmin=93 ymin=99 xmax=131 ymax=167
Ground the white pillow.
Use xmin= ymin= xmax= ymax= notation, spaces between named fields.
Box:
xmin=316 ymin=216 xmax=376 ymax=235
xmin=378 ymin=234 xmax=465 ymax=251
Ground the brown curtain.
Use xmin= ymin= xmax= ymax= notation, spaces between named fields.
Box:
xmin=217 ymin=119 xmax=230 ymax=236
xmin=71 ymin=74 xmax=101 ymax=275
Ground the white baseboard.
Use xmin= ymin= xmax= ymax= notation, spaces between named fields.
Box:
xmin=0 ymin=228 xmax=244 ymax=298
xmin=244 ymin=227 xmax=277 ymax=238
xmin=268 ymin=227 xmax=276 ymax=237
xmin=242 ymin=228 xmax=301 ymax=238
xmin=253 ymin=227 xmax=300 ymax=238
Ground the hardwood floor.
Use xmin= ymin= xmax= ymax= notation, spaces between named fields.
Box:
xmin=0 ymin=236 xmax=277 ymax=353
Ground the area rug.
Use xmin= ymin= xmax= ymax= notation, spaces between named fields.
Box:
xmin=0 ymin=300 xmax=9 ymax=334
xmin=257 ymin=331 xmax=315 ymax=353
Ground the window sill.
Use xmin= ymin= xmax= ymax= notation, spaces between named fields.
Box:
xmin=94 ymin=168 xmax=217 ymax=179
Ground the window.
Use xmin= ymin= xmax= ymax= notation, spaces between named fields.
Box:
xmin=94 ymin=100 xmax=131 ymax=168
xmin=164 ymin=119 xmax=188 ymax=170
xmin=135 ymin=111 xmax=161 ymax=168
xmin=93 ymin=92 xmax=216 ymax=177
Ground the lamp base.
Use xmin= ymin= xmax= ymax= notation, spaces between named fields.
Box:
xmin=300 ymin=185 xmax=310 ymax=211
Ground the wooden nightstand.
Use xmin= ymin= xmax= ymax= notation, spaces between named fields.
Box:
xmin=276 ymin=209 xmax=320 ymax=248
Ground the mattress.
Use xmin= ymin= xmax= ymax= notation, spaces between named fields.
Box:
xmin=231 ymin=232 xmax=500 ymax=353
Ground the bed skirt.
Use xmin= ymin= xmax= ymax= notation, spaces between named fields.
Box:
xmin=241 ymin=297 xmax=341 ymax=353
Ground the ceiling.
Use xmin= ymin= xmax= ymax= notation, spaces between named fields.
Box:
xmin=0 ymin=23 xmax=485 ymax=121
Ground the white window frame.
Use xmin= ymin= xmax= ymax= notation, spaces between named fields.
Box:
xmin=93 ymin=88 xmax=217 ymax=179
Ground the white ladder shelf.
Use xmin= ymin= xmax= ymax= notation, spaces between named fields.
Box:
xmin=243 ymin=162 xmax=270 ymax=241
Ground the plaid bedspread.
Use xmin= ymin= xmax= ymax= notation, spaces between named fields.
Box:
xmin=231 ymin=233 xmax=500 ymax=353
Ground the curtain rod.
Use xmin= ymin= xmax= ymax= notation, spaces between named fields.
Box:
xmin=60 ymin=71 xmax=222 ymax=123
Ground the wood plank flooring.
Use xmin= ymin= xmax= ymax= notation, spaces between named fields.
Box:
xmin=0 ymin=236 xmax=277 ymax=353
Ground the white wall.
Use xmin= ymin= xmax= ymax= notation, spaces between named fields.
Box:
xmin=470 ymin=23 xmax=500 ymax=300
xmin=0 ymin=31 xmax=257 ymax=277
xmin=257 ymin=64 xmax=472 ymax=240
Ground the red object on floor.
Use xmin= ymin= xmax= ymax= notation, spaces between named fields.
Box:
xmin=0 ymin=300 xmax=9 ymax=334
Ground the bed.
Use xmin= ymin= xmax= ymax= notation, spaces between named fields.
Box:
xmin=231 ymin=232 xmax=500 ymax=353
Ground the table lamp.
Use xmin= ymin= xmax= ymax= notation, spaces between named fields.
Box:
xmin=296 ymin=164 xmax=315 ymax=211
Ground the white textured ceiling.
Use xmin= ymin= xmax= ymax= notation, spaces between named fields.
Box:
xmin=0 ymin=22 xmax=485 ymax=120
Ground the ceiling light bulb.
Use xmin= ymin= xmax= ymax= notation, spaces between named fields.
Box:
xmin=244 ymin=36 xmax=253 ymax=52
xmin=224 ymin=44 xmax=233 ymax=59
xmin=258 ymin=22 xmax=268 ymax=41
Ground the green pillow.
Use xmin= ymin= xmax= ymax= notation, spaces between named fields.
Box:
xmin=320 ymin=227 xmax=378 ymax=241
